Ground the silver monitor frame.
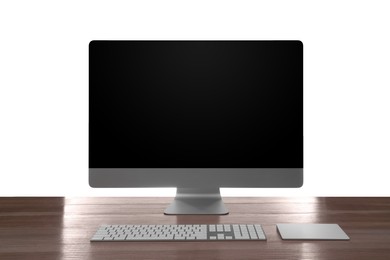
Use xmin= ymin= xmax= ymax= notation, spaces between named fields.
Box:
xmin=89 ymin=40 xmax=304 ymax=215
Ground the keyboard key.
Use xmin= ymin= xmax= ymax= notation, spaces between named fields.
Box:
xmin=224 ymin=225 xmax=231 ymax=232
xmin=209 ymin=225 xmax=216 ymax=232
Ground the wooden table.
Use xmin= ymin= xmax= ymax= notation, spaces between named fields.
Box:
xmin=1 ymin=197 xmax=390 ymax=259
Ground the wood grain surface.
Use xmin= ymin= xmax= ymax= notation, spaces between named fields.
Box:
xmin=0 ymin=197 xmax=389 ymax=259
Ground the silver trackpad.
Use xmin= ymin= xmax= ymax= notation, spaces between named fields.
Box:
xmin=276 ymin=224 xmax=350 ymax=240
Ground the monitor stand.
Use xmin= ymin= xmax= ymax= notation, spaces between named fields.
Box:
xmin=164 ymin=188 xmax=229 ymax=215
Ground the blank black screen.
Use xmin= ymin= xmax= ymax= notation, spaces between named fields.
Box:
xmin=89 ymin=41 xmax=303 ymax=168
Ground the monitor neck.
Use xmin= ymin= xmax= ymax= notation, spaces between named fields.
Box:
xmin=164 ymin=187 xmax=229 ymax=215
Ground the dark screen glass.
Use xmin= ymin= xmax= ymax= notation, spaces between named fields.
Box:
xmin=89 ymin=41 xmax=303 ymax=168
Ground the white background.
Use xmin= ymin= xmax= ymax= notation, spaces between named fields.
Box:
xmin=1 ymin=0 xmax=389 ymax=197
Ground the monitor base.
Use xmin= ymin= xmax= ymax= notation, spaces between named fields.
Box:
xmin=164 ymin=188 xmax=229 ymax=215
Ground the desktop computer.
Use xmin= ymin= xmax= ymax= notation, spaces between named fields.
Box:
xmin=89 ymin=41 xmax=351 ymax=242
xmin=89 ymin=40 xmax=303 ymax=216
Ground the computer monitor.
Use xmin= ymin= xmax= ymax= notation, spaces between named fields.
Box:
xmin=89 ymin=40 xmax=303 ymax=215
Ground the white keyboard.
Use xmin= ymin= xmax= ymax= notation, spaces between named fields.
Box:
xmin=91 ymin=224 xmax=266 ymax=241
